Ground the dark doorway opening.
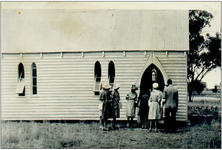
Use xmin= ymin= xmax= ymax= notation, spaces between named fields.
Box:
xmin=140 ymin=64 xmax=165 ymax=97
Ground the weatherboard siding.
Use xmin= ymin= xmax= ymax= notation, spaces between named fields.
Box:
xmin=1 ymin=51 xmax=187 ymax=121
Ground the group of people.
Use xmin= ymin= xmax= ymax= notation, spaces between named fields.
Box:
xmin=99 ymin=79 xmax=178 ymax=133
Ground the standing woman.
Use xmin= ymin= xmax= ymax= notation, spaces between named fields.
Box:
xmin=111 ymin=83 xmax=121 ymax=129
xmin=126 ymin=85 xmax=138 ymax=128
xmin=99 ymin=83 xmax=112 ymax=131
xmin=138 ymin=91 xmax=150 ymax=129
xmin=148 ymin=83 xmax=162 ymax=132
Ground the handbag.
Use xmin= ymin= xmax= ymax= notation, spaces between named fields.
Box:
xmin=99 ymin=101 xmax=103 ymax=110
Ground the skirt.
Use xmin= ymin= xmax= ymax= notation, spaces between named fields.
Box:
xmin=149 ymin=102 xmax=161 ymax=120
xmin=138 ymin=100 xmax=148 ymax=118
xmin=102 ymin=101 xmax=112 ymax=120
xmin=112 ymin=101 xmax=120 ymax=118
xmin=126 ymin=100 xmax=136 ymax=117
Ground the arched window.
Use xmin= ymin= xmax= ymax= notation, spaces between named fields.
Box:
xmin=32 ymin=62 xmax=37 ymax=95
xmin=93 ymin=61 xmax=102 ymax=95
xmin=152 ymin=69 xmax=157 ymax=82
xmin=18 ymin=63 xmax=25 ymax=79
xmin=108 ymin=61 xmax=115 ymax=85
xmin=16 ymin=63 xmax=25 ymax=96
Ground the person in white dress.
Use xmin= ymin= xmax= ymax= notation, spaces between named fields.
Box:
xmin=148 ymin=83 xmax=162 ymax=132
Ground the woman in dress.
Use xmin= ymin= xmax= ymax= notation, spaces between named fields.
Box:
xmin=111 ymin=83 xmax=121 ymax=129
xmin=138 ymin=90 xmax=150 ymax=129
xmin=99 ymin=83 xmax=112 ymax=131
xmin=126 ymin=85 xmax=138 ymax=128
xmin=148 ymin=83 xmax=162 ymax=132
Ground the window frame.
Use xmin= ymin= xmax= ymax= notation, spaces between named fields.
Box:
xmin=108 ymin=61 xmax=115 ymax=86
xmin=17 ymin=62 xmax=25 ymax=96
xmin=152 ymin=69 xmax=157 ymax=82
xmin=31 ymin=62 xmax=37 ymax=95
xmin=93 ymin=61 xmax=102 ymax=95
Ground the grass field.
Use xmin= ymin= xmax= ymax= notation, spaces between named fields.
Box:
xmin=1 ymin=92 xmax=221 ymax=149
xmin=1 ymin=119 xmax=221 ymax=149
xmin=193 ymin=89 xmax=221 ymax=100
xmin=1 ymin=108 xmax=221 ymax=149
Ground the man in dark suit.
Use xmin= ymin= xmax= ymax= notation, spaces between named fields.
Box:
xmin=163 ymin=79 xmax=178 ymax=133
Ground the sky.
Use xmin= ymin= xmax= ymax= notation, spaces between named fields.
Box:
xmin=199 ymin=4 xmax=221 ymax=89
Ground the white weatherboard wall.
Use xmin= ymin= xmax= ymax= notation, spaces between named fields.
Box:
xmin=1 ymin=51 xmax=187 ymax=121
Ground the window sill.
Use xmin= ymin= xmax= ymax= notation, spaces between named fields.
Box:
xmin=30 ymin=95 xmax=39 ymax=98
xmin=16 ymin=95 xmax=39 ymax=98
xmin=17 ymin=96 xmax=26 ymax=98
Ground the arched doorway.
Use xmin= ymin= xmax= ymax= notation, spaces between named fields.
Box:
xmin=140 ymin=64 xmax=165 ymax=96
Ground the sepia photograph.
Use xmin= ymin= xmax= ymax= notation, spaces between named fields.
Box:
xmin=1 ymin=1 xmax=221 ymax=149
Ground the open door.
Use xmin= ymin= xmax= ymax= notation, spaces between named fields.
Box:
xmin=140 ymin=64 xmax=165 ymax=97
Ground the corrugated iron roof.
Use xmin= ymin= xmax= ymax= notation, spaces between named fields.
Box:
xmin=2 ymin=9 xmax=189 ymax=53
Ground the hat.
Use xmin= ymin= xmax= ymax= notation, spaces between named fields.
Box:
xmin=102 ymin=83 xmax=111 ymax=89
xmin=131 ymin=85 xmax=138 ymax=90
xmin=153 ymin=83 xmax=159 ymax=89
xmin=114 ymin=84 xmax=121 ymax=90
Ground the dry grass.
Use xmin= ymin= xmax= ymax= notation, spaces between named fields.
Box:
xmin=1 ymin=95 xmax=221 ymax=149
xmin=1 ymin=117 xmax=221 ymax=149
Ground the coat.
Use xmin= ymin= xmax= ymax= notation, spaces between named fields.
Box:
xmin=111 ymin=90 xmax=120 ymax=118
xmin=138 ymin=93 xmax=149 ymax=118
xmin=99 ymin=89 xmax=112 ymax=120
xmin=163 ymin=85 xmax=178 ymax=110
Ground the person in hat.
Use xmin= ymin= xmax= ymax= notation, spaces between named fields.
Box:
xmin=99 ymin=82 xmax=112 ymax=130
xmin=110 ymin=83 xmax=121 ymax=129
xmin=148 ymin=82 xmax=162 ymax=132
xmin=126 ymin=85 xmax=138 ymax=128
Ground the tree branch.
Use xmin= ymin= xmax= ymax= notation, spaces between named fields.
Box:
xmin=199 ymin=65 xmax=215 ymax=81
xmin=194 ymin=67 xmax=205 ymax=81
